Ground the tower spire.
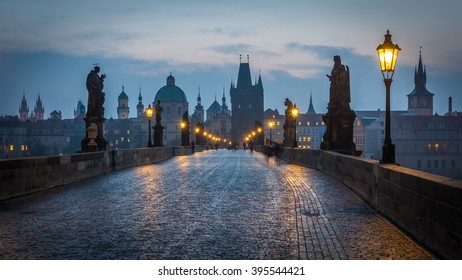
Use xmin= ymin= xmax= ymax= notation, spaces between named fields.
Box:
xmin=307 ymin=90 xmax=316 ymax=114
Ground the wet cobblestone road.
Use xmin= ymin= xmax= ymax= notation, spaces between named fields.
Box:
xmin=0 ymin=150 xmax=435 ymax=259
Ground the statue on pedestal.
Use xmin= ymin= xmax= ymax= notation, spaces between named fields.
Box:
xmin=81 ymin=66 xmax=108 ymax=152
xmin=153 ymin=100 xmax=164 ymax=147
xmin=282 ymin=98 xmax=295 ymax=147
xmin=181 ymin=110 xmax=190 ymax=146
xmin=321 ymin=56 xmax=359 ymax=155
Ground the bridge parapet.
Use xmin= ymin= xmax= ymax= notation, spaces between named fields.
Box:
xmin=264 ymin=146 xmax=462 ymax=259
xmin=0 ymin=146 xmax=201 ymax=201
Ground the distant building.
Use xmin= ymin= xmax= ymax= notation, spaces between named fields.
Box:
xmin=19 ymin=93 xmax=29 ymax=121
xmin=154 ymin=73 xmax=189 ymax=146
xmin=34 ymin=94 xmax=45 ymax=121
xmin=74 ymin=100 xmax=86 ymax=119
xmin=354 ymin=51 xmax=462 ymax=179
xmin=191 ymin=87 xmax=204 ymax=124
xmin=407 ymin=50 xmax=434 ymax=116
xmin=264 ymin=94 xmax=325 ymax=149
xmin=117 ymin=86 xmax=130 ymax=119
xmin=230 ymin=56 xmax=264 ymax=142
xmin=136 ymin=86 xmax=144 ymax=118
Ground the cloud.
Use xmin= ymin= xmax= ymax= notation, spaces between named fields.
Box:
xmin=197 ymin=27 xmax=254 ymax=38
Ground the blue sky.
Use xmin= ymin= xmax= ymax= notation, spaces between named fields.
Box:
xmin=1 ymin=0 xmax=461 ymax=119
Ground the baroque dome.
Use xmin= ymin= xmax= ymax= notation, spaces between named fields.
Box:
xmin=154 ymin=73 xmax=187 ymax=103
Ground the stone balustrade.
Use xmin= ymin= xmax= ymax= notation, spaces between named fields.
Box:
xmin=0 ymin=146 xmax=204 ymax=201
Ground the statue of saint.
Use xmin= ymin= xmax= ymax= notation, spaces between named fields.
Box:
xmin=155 ymin=100 xmax=164 ymax=124
xmin=86 ymin=66 xmax=106 ymax=118
xmin=182 ymin=110 xmax=189 ymax=123
xmin=326 ymin=55 xmax=350 ymax=110
xmin=284 ymin=98 xmax=294 ymax=119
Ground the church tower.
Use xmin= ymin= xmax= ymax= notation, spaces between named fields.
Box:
xmin=407 ymin=49 xmax=434 ymax=116
xmin=34 ymin=93 xmax=45 ymax=120
xmin=230 ymin=55 xmax=264 ymax=142
xmin=136 ymin=86 xmax=144 ymax=118
xmin=193 ymin=86 xmax=204 ymax=123
xmin=19 ymin=92 xmax=29 ymax=121
xmin=117 ymin=86 xmax=130 ymax=119
xmin=221 ymin=86 xmax=230 ymax=115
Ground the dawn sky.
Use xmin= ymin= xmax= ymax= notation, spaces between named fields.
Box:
xmin=1 ymin=0 xmax=461 ymax=119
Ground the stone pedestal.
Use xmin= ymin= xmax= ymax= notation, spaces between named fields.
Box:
xmin=81 ymin=116 xmax=107 ymax=152
xmin=321 ymin=107 xmax=360 ymax=155
xmin=153 ymin=123 xmax=164 ymax=147
xmin=181 ymin=122 xmax=190 ymax=146
xmin=283 ymin=119 xmax=295 ymax=147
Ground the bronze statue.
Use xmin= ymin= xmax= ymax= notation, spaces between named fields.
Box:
xmin=155 ymin=100 xmax=163 ymax=124
xmin=86 ymin=66 xmax=106 ymax=118
xmin=326 ymin=55 xmax=350 ymax=110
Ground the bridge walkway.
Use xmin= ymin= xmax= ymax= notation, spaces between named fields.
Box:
xmin=0 ymin=150 xmax=435 ymax=259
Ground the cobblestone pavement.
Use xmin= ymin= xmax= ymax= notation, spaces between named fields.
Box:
xmin=0 ymin=150 xmax=435 ymax=259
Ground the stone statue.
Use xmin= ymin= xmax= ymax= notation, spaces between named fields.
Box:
xmin=86 ymin=66 xmax=106 ymax=118
xmin=182 ymin=110 xmax=189 ymax=123
xmin=155 ymin=100 xmax=163 ymax=124
xmin=326 ymin=55 xmax=350 ymax=110
xmin=284 ymin=98 xmax=294 ymax=119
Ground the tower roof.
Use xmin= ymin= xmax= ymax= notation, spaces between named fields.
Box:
xmin=307 ymin=92 xmax=316 ymax=114
xmin=207 ymin=100 xmax=222 ymax=111
xmin=118 ymin=86 xmax=129 ymax=100
xmin=236 ymin=56 xmax=252 ymax=89
xmin=407 ymin=50 xmax=434 ymax=97
xmin=155 ymin=73 xmax=188 ymax=103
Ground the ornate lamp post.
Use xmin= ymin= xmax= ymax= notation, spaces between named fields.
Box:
xmin=268 ymin=120 xmax=275 ymax=144
xmin=145 ymin=104 xmax=154 ymax=147
xmin=377 ymin=30 xmax=401 ymax=163
xmin=292 ymin=104 xmax=299 ymax=148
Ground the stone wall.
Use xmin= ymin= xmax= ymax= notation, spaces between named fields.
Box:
xmin=0 ymin=146 xmax=198 ymax=201
xmin=264 ymin=146 xmax=462 ymax=259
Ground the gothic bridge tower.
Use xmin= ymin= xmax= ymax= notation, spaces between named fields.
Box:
xmin=230 ymin=55 xmax=264 ymax=142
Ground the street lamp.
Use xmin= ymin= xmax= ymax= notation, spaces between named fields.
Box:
xmin=268 ymin=120 xmax=275 ymax=144
xmin=292 ymin=104 xmax=299 ymax=148
xmin=377 ymin=30 xmax=401 ymax=163
xmin=145 ymin=104 xmax=154 ymax=147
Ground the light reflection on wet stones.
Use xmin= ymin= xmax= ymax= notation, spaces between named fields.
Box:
xmin=0 ymin=150 xmax=434 ymax=259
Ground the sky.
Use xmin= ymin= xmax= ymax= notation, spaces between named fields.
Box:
xmin=1 ymin=0 xmax=461 ymax=119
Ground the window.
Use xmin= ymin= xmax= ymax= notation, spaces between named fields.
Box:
xmin=427 ymin=160 xmax=431 ymax=168
xmin=451 ymin=160 xmax=456 ymax=168
xmin=434 ymin=144 xmax=439 ymax=153
xmin=308 ymin=137 xmax=311 ymax=143
xmin=166 ymin=106 xmax=171 ymax=115
xmin=442 ymin=160 xmax=446 ymax=168
xmin=434 ymin=160 xmax=438 ymax=168
xmin=417 ymin=160 xmax=421 ymax=168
